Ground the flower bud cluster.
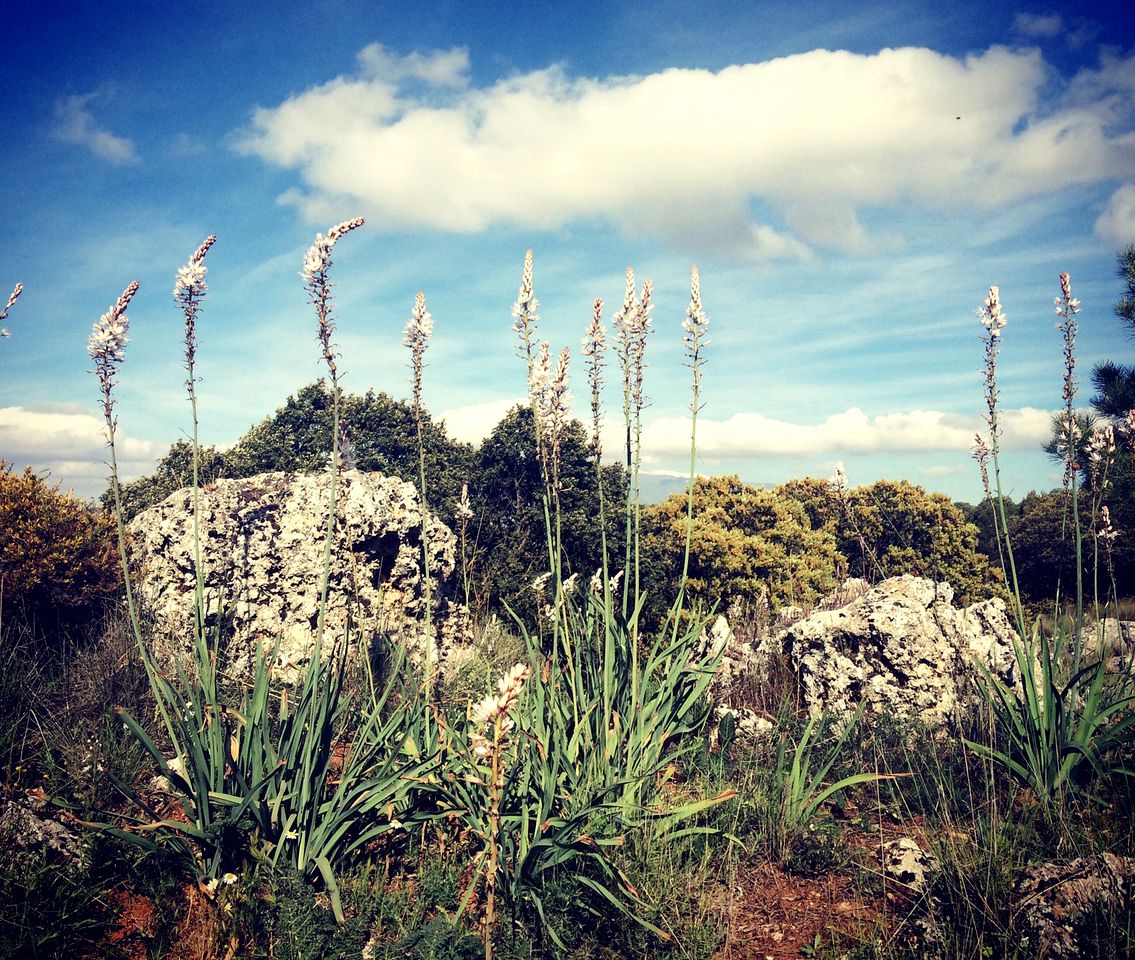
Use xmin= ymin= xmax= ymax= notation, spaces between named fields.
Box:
xmin=404 ymin=291 xmax=433 ymax=415
xmin=979 ymin=285 xmax=1005 ymax=442
xmin=1098 ymin=505 xmax=1119 ymax=545
xmin=89 ymin=281 xmax=141 ymax=419
xmin=1055 ymin=272 xmax=1080 ymax=407
xmin=469 ymin=663 xmax=530 ymax=760
xmin=1 ymin=282 xmax=22 ymax=339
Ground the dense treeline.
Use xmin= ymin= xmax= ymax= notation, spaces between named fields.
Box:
xmin=96 ymin=382 xmax=1020 ymax=627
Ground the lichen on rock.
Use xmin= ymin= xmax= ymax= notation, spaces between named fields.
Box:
xmin=127 ymin=469 xmax=470 ymax=679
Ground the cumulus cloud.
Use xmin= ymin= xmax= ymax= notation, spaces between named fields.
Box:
xmin=438 ymin=397 xmax=524 ymax=444
xmin=52 ymin=92 xmax=138 ymax=164
xmin=0 ymin=405 xmax=165 ymax=498
xmin=635 ymin=406 xmax=1053 ymax=460
xmin=1095 ymin=183 xmax=1135 ymax=246
xmin=235 ymin=44 xmax=1135 ymax=259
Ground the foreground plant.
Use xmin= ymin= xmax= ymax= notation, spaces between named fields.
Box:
xmin=966 ymin=274 xmax=1135 ymax=816
xmin=439 ymin=254 xmax=733 ymax=953
xmin=78 ymin=224 xmax=441 ymax=923
xmin=772 ymin=703 xmax=900 ymax=859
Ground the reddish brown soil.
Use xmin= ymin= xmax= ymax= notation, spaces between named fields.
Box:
xmin=100 ymin=888 xmax=157 ymax=960
xmin=712 ymin=860 xmax=887 ymax=960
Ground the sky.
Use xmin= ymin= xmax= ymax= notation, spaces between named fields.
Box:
xmin=1 ymin=0 xmax=1133 ymax=506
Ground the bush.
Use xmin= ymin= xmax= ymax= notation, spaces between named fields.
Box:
xmin=0 ymin=461 xmax=120 ymax=632
xmin=642 ymin=475 xmax=840 ymax=625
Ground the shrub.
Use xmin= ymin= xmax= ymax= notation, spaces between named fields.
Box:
xmin=0 ymin=460 xmax=120 ymax=629
xmin=642 ymin=475 xmax=839 ymax=624
xmin=778 ymin=475 xmax=1004 ymax=604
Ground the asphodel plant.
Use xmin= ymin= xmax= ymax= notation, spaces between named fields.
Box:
xmin=80 ymin=223 xmax=438 ymax=918
xmin=435 ymin=257 xmax=734 ymax=957
xmin=965 ymin=274 xmax=1135 ymax=818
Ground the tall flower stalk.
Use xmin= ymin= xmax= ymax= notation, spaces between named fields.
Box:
xmin=174 ymin=236 xmax=218 ymax=645
xmin=456 ymin=482 xmax=474 ymax=609
xmin=1055 ymin=271 xmax=1084 ymax=635
xmin=974 ymin=285 xmax=1026 ymax=637
xmin=611 ymin=269 xmax=652 ymax=616
xmin=90 ymin=281 xmax=142 ymax=633
xmin=581 ymin=297 xmax=613 ymax=636
xmin=0 ymin=282 xmax=22 ymax=340
xmin=404 ymin=291 xmax=437 ymax=724
xmin=511 ymin=252 xmax=559 ymax=575
xmin=468 ymin=663 xmax=530 ymax=960
xmin=673 ymin=266 xmax=709 ymax=640
xmin=301 ymin=217 xmax=365 ymax=643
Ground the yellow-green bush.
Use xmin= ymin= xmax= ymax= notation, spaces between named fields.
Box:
xmin=642 ymin=475 xmax=840 ymax=621
xmin=0 ymin=461 xmax=120 ymax=620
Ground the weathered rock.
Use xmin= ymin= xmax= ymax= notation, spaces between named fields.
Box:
xmin=878 ymin=837 xmax=938 ymax=895
xmin=0 ymin=791 xmax=90 ymax=873
xmin=128 ymin=470 xmax=469 ymax=679
xmin=698 ymin=616 xmax=775 ymax=745
xmin=712 ymin=704 xmax=774 ymax=744
xmin=1081 ymin=617 xmax=1135 ymax=654
xmin=775 ymin=575 xmax=1024 ymax=725
xmin=1016 ymin=853 xmax=1135 ymax=959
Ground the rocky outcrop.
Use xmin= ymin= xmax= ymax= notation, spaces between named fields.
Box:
xmin=1016 ymin=853 xmax=1135 ymax=959
xmin=776 ymin=575 xmax=1023 ymax=725
xmin=699 ymin=615 xmax=774 ymax=745
xmin=128 ymin=470 xmax=468 ymax=679
xmin=704 ymin=577 xmax=1025 ymax=728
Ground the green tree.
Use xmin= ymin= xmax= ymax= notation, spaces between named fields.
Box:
xmin=108 ymin=439 xmax=227 ymax=519
xmin=109 ymin=382 xmax=477 ymax=523
xmin=470 ymin=405 xmax=622 ymax=619
xmin=225 ymin=382 xmax=476 ymax=522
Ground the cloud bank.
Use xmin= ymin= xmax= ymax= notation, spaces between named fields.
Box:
xmin=633 ymin=406 xmax=1053 ymax=460
xmin=0 ymin=406 xmax=164 ymax=498
xmin=237 ymin=43 xmax=1135 ymax=259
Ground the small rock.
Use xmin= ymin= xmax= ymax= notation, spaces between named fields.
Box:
xmin=0 ymin=794 xmax=90 ymax=873
xmin=878 ymin=837 xmax=938 ymax=895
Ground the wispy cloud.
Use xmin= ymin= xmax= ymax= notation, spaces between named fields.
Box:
xmin=51 ymin=91 xmax=138 ymax=165
xmin=631 ymin=406 xmax=1053 ymax=461
xmin=236 ymin=44 xmax=1135 ymax=260
xmin=356 ymin=42 xmax=470 ymax=87
xmin=1012 ymin=13 xmax=1063 ymax=39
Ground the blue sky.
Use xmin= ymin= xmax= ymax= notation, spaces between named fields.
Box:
xmin=1 ymin=0 xmax=1133 ymax=505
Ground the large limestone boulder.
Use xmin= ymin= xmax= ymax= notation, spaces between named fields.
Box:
xmin=772 ymin=575 xmax=1023 ymax=725
xmin=128 ymin=470 xmax=466 ymax=678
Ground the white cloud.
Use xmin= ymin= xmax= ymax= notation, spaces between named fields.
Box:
xmin=0 ymin=405 xmax=165 ymax=497
xmin=52 ymin=92 xmax=138 ymax=165
xmin=635 ymin=406 xmax=1053 ymax=459
xmin=1012 ymin=13 xmax=1063 ymax=39
xmin=438 ymin=397 xmax=525 ymax=444
xmin=356 ymin=42 xmax=470 ymax=87
xmin=236 ymin=44 xmax=1135 ymax=259
xmin=1095 ymin=183 xmax=1135 ymax=246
